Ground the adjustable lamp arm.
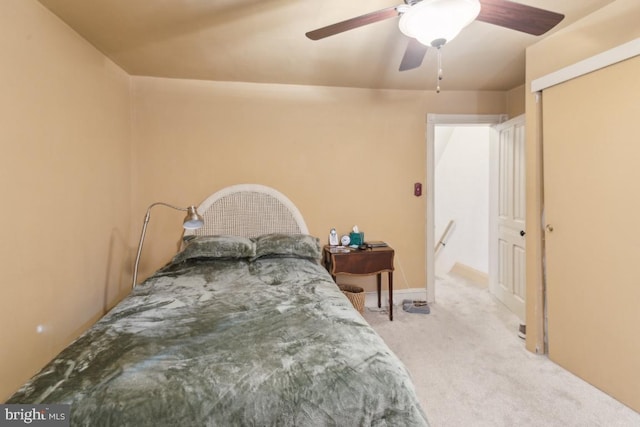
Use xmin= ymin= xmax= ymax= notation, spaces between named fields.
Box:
xmin=132 ymin=202 xmax=203 ymax=288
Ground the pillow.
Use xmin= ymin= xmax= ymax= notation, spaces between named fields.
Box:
xmin=253 ymin=233 xmax=322 ymax=261
xmin=173 ymin=235 xmax=256 ymax=263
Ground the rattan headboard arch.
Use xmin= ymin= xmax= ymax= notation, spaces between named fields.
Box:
xmin=184 ymin=184 xmax=309 ymax=238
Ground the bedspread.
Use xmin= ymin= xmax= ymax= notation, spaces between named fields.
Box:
xmin=8 ymin=252 xmax=428 ymax=426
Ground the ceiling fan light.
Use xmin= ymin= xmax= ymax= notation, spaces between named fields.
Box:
xmin=399 ymin=0 xmax=481 ymax=47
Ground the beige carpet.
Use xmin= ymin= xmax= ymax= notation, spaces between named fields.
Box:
xmin=364 ymin=274 xmax=640 ymax=427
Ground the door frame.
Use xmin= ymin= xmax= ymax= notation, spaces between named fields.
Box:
xmin=425 ymin=114 xmax=507 ymax=302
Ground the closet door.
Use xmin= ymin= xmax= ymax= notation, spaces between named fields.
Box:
xmin=542 ymin=55 xmax=640 ymax=411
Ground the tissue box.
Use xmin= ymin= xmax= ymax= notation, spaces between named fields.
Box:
xmin=349 ymin=232 xmax=364 ymax=246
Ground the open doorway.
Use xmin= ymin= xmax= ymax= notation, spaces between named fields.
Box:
xmin=434 ymin=125 xmax=492 ymax=284
xmin=425 ymin=114 xmax=506 ymax=303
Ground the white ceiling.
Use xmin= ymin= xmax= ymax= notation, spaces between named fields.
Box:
xmin=37 ymin=0 xmax=615 ymax=91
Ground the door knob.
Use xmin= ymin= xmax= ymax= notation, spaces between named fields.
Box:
xmin=545 ymin=224 xmax=554 ymax=232
xmin=520 ymin=230 xmax=526 ymax=237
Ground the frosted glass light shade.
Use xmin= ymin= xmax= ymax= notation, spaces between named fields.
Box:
xmin=399 ymin=0 xmax=481 ymax=47
xmin=183 ymin=206 xmax=204 ymax=229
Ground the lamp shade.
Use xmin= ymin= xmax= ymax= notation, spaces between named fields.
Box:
xmin=399 ymin=0 xmax=481 ymax=47
xmin=183 ymin=206 xmax=204 ymax=230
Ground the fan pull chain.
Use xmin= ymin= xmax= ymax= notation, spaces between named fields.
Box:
xmin=436 ymin=46 xmax=443 ymax=93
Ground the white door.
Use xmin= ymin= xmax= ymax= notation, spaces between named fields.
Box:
xmin=489 ymin=115 xmax=526 ymax=321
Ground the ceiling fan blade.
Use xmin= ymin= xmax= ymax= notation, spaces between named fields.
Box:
xmin=399 ymin=38 xmax=428 ymax=71
xmin=477 ymin=0 xmax=564 ymax=36
xmin=306 ymin=7 xmax=400 ymax=40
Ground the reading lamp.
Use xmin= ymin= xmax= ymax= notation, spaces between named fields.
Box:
xmin=132 ymin=202 xmax=204 ymax=288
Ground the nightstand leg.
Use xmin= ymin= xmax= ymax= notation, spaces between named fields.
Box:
xmin=389 ymin=272 xmax=393 ymax=321
xmin=377 ymin=273 xmax=382 ymax=308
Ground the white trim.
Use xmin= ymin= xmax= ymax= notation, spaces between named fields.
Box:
xmin=425 ymin=114 xmax=507 ymax=303
xmin=426 ymin=114 xmax=508 ymax=125
xmin=531 ymin=38 xmax=640 ymax=92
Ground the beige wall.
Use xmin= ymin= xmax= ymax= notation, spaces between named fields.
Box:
xmin=131 ymin=77 xmax=507 ymax=293
xmin=505 ymin=85 xmax=525 ymax=118
xmin=0 ymin=0 xmax=132 ymax=401
xmin=524 ymin=0 xmax=640 ymax=352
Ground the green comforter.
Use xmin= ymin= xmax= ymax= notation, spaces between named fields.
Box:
xmin=9 ymin=236 xmax=428 ymax=426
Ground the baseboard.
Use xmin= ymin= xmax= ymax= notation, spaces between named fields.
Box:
xmin=365 ymin=288 xmax=426 ymax=308
xmin=449 ymin=262 xmax=488 ymax=287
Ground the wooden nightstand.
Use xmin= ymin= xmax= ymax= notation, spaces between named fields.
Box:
xmin=322 ymin=245 xmax=395 ymax=320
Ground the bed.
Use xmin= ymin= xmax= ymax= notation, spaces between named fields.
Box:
xmin=8 ymin=184 xmax=429 ymax=426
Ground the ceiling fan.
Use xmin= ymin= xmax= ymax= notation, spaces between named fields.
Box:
xmin=305 ymin=0 xmax=564 ymax=72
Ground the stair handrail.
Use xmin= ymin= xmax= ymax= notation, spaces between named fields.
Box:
xmin=435 ymin=219 xmax=455 ymax=255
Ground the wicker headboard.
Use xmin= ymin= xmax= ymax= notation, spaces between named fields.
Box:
xmin=184 ymin=184 xmax=309 ymax=238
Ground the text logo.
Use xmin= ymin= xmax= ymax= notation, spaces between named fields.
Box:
xmin=0 ymin=405 xmax=69 ymax=427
